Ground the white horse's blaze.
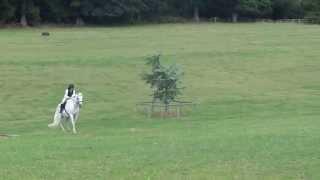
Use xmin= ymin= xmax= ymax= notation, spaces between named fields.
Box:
xmin=48 ymin=92 xmax=83 ymax=134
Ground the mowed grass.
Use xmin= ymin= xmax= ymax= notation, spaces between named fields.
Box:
xmin=1 ymin=23 xmax=320 ymax=179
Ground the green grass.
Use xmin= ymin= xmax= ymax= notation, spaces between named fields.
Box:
xmin=1 ymin=23 xmax=320 ymax=179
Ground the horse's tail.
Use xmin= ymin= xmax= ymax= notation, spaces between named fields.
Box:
xmin=48 ymin=109 xmax=61 ymax=128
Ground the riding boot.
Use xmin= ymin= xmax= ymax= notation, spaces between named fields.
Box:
xmin=60 ymin=103 xmax=65 ymax=113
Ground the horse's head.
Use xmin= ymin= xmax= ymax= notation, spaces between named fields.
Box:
xmin=76 ymin=92 xmax=83 ymax=106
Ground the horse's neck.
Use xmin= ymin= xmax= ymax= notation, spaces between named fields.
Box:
xmin=65 ymin=100 xmax=79 ymax=114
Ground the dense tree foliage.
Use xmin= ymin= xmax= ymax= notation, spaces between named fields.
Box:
xmin=272 ymin=0 xmax=304 ymax=19
xmin=236 ymin=0 xmax=273 ymax=18
xmin=0 ymin=0 xmax=317 ymax=25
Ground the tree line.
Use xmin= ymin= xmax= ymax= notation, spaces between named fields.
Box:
xmin=0 ymin=0 xmax=319 ymax=26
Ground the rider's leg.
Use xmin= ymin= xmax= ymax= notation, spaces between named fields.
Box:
xmin=60 ymin=102 xmax=66 ymax=113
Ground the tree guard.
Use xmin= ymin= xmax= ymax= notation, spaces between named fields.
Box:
xmin=137 ymin=101 xmax=196 ymax=118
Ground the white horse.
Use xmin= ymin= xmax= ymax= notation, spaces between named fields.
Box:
xmin=48 ymin=92 xmax=83 ymax=134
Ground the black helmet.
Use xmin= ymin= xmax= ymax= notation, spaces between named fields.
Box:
xmin=68 ymin=84 xmax=75 ymax=89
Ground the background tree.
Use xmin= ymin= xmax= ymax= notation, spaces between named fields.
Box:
xmin=69 ymin=0 xmax=85 ymax=25
xmin=0 ymin=0 xmax=15 ymax=24
xmin=303 ymin=0 xmax=320 ymax=22
xmin=0 ymin=0 xmax=318 ymax=25
xmin=190 ymin=0 xmax=205 ymax=22
xmin=236 ymin=0 xmax=272 ymax=18
xmin=272 ymin=0 xmax=304 ymax=19
xmin=206 ymin=0 xmax=239 ymax=22
xmin=17 ymin=0 xmax=41 ymax=26
xmin=142 ymin=55 xmax=183 ymax=112
xmin=37 ymin=0 xmax=67 ymax=23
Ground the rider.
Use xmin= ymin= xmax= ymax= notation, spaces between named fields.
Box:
xmin=60 ymin=84 xmax=76 ymax=113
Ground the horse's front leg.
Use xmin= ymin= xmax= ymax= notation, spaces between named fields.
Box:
xmin=74 ymin=112 xmax=80 ymax=123
xmin=70 ymin=115 xmax=77 ymax=134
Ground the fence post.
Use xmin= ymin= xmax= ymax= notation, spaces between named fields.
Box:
xmin=176 ymin=104 xmax=181 ymax=119
xmin=148 ymin=105 xmax=152 ymax=118
xmin=160 ymin=105 xmax=164 ymax=118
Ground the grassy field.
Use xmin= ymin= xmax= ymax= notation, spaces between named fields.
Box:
xmin=0 ymin=23 xmax=320 ymax=180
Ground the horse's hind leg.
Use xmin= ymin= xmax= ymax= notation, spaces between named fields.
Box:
xmin=70 ymin=115 xmax=77 ymax=134
xmin=65 ymin=120 xmax=72 ymax=131
xmin=48 ymin=112 xmax=61 ymax=128
xmin=60 ymin=122 xmax=66 ymax=132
